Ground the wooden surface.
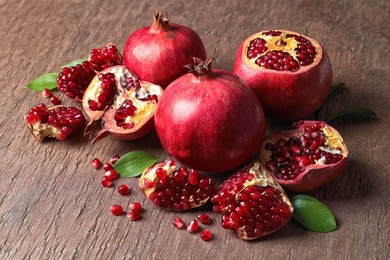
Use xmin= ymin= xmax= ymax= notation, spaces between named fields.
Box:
xmin=1 ymin=0 xmax=389 ymax=259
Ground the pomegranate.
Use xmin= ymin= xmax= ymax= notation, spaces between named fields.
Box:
xmin=82 ymin=65 xmax=163 ymax=143
xmin=138 ymin=158 xmax=216 ymax=211
xmin=260 ymin=120 xmax=348 ymax=192
xmin=25 ymin=103 xmax=84 ymax=141
xmin=155 ymin=58 xmax=266 ymax=173
xmin=123 ymin=11 xmax=206 ymax=88
xmin=211 ymin=161 xmax=293 ymax=240
xmin=233 ymin=30 xmax=332 ymax=121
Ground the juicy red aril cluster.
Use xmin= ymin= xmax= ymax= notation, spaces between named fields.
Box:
xmin=246 ymin=30 xmax=317 ymax=72
xmin=89 ymin=43 xmax=123 ymax=72
xmin=57 ymin=61 xmax=96 ymax=101
xmin=265 ymin=123 xmax=343 ymax=181
xmin=125 ymin=77 xmax=159 ymax=102
xmin=114 ymin=100 xmax=137 ymax=129
xmin=25 ymin=103 xmax=84 ymax=140
xmin=88 ymin=73 xmax=117 ymax=111
xmin=146 ymin=167 xmax=216 ymax=211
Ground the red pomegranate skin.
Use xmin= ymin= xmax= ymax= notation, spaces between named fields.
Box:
xmin=123 ymin=13 xmax=206 ymax=88
xmin=155 ymin=67 xmax=266 ymax=173
xmin=233 ymin=31 xmax=333 ymax=121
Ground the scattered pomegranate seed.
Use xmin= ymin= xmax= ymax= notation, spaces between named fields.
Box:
xmin=101 ymin=176 xmax=113 ymax=187
xmin=91 ymin=158 xmax=102 ymax=169
xmin=110 ymin=205 xmax=123 ymax=216
xmin=197 ymin=213 xmax=210 ymax=224
xmin=42 ymin=88 xmax=51 ymax=99
xmin=50 ymin=95 xmax=61 ymax=105
xmin=187 ymin=220 xmax=199 ymax=233
xmin=110 ymin=154 xmax=121 ymax=165
xmin=117 ymin=184 xmax=130 ymax=195
xmin=127 ymin=210 xmax=141 ymax=221
xmin=128 ymin=202 xmax=142 ymax=211
xmin=200 ymin=229 xmax=213 ymax=241
xmin=103 ymin=162 xmax=113 ymax=171
xmin=173 ymin=217 xmax=185 ymax=229
xmin=104 ymin=169 xmax=119 ymax=180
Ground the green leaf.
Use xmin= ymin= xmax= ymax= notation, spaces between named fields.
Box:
xmin=26 ymin=72 xmax=58 ymax=91
xmin=327 ymin=82 xmax=346 ymax=99
xmin=326 ymin=107 xmax=378 ymax=123
xmin=291 ymin=194 xmax=337 ymax=233
xmin=113 ymin=151 xmax=161 ymax=178
xmin=60 ymin=58 xmax=87 ymax=69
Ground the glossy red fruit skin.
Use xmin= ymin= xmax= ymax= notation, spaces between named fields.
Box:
xmin=155 ymin=59 xmax=266 ymax=173
xmin=233 ymin=30 xmax=332 ymax=121
xmin=259 ymin=120 xmax=348 ymax=192
xmin=122 ymin=11 xmax=206 ymax=89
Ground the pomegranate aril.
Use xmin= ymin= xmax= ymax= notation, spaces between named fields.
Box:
xmin=50 ymin=95 xmax=61 ymax=105
xmin=118 ymin=184 xmax=130 ymax=195
xmin=200 ymin=229 xmax=213 ymax=241
xmin=110 ymin=154 xmax=121 ymax=165
xmin=103 ymin=162 xmax=113 ymax=171
xmin=129 ymin=202 xmax=142 ymax=211
xmin=104 ymin=169 xmax=119 ymax=180
xmin=42 ymin=88 xmax=51 ymax=99
xmin=91 ymin=158 xmax=102 ymax=169
xmin=127 ymin=210 xmax=141 ymax=221
xmin=88 ymin=72 xmax=117 ymax=111
xmin=187 ymin=220 xmax=199 ymax=233
xmin=114 ymin=100 xmax=137 ymax=129
xmin=197 ymin=213 xmax=210 ymax=224
xmin=173 ymin=217 xmax=185 ymax=229
xmin=110 ymin=205 xmax=123 ymax=216
xmin=101 ymin=176 xmax=113 ymax=187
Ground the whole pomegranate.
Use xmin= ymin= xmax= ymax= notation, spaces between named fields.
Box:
xmin=82 ymin=65 xmax=163 ymax=143
xmin=233 ymin=30 xmax=332 ymax=121
xmin=139 ymin=158 xmax=216 ymax=211
xmin=122 ymin=11 xmax=206 ymax=88
xmin=259 ymin=120 xmax=348 ymax=192
xmin=211 ymin=161 xmax=293 ymax=240
xmin=154 ymin=58 xmax=266 ymax=173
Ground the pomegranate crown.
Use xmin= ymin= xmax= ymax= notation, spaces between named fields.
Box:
xmin=151 ymin=11 xmax=170 ymax=32
xmin=184 ymin=57 xmax=214 ymax=77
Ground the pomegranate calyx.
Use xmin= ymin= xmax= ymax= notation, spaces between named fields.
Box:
xmin=151 ymin=11 xmax=170 ymax=33
xmin=184 ymin=57 xmax=214 ymax=77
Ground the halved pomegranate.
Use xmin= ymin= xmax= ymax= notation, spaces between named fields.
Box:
xmin=233 ymin=30 xmax=332 ymax=121
xmin=82 ymin=65 xmax=163 ymax=143
xmin=259 ymin=120 xmax=348 ymax=192
xmin=139 ymin=159 xmax=216 ymax=211
xmin=211 ymin=161 xmax=293 ymax=240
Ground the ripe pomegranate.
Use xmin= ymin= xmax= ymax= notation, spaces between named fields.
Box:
xmin=233 ymin=30 xmax=332 ymax=121
xmin=259 ymin=120 xmax=348 ymax=192
xmin=155 ymin=58 xmax=266 ymax=173
xmin=24 ymin=103 xmax=84 ymax=141
xmin=82 ymin=65 xmax=163 ymax=143
xmin=138 ymin=159 xmax=216 ymax=211
xmin=88 ymin=43 xmax=123 ymax=72
xmin=211 ymin=161 xmax=293 ymax=240
xmin=122 ymin=11 xmax=206 ymax=88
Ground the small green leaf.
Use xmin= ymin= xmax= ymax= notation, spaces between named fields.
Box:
xmin=26 ymin=72 xmax=58 ymax=91
xmin=291 ymin=195 xmax=337 ymax=233
xmin=326 ymin=107 xmax=378 ymax=123
xmin=60 ymin=58 xmax=87 ymax=69
xmin=113 ymin=151 xmax=161 ymax=178
xmin=327 ymin=82 xmax=346 ymax=99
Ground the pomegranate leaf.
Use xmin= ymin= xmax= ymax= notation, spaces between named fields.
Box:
xmin=60 ymin=58 xmax=86 ymax=69
xmin=326 ymin=107 xmax=378 ymax=123
xmin=26 ymin=72 xmax=58 ymax=91
xmin=291 ymin=195 xmax=337 ymax=233
xmin=114 ymin=151 xmax=161 ymax=178
xmin=328 ymin=82 xmax=346 ymax=98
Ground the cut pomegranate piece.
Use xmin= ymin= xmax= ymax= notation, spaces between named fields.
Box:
xmin=211 ymin=161 xmax=293 ymax=240
xmin=88 ymin=43 xmax=123 ymax=72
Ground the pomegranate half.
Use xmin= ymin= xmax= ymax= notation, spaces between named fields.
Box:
xmin=155 ymin=58 xmax=266 ymax=173
xmin=259 ymin=120 xmax=348 ymax=192
xmin=233 ymin=30 xmax=332 ymax=121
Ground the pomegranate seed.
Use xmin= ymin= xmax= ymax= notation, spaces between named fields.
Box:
xmin=42 ymin=88 xmax=51 ymax=98
xmin=101 ymin=176 xmax=113 ymax=187
xmin=104 ymin=169 xmax=119 ymax=180
xmin=128 ymin=202 xmax=142 ymax=211
xmin=117 ymin=184 xmax=130 ymax=195
xmin=110 ymin=154 xmax=120 ymax=165
xmin=173 ymin=217 xmax=185 ymax=229
xmin=200 ymin=229 xmax=213 ymax=241
xmin=127 ymin=210 xmax=141 ymax=221
xmin=50 ymin=95 xmax=61 ymax=105
xmin=91 ymin=158 xmax=102 ymax=169
xmin=110 ymin=205 xmax=123 ymax=216
xmin=197 ymin=213 xmax=210 ymax=224
xmin=103 ymin=162 xmax=113 ymax=171
xmin=187 ymin=220 xmax=199 ymax=233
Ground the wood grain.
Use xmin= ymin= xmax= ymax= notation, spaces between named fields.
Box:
xmin=0 ymin=0 xmax=389 ymax=259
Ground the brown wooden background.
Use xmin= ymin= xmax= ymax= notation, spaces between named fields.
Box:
xmin=1 ymin=0 xmax=389 ymax=259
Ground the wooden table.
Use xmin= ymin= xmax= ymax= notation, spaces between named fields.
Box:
xmin=1 ymin=1 xmax=389 ymax=259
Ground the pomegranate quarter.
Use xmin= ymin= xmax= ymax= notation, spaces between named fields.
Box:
xmin=155 ymin=58 xmax=266 ymax=173
xmin=233 ymin=30 xmax=332 ymax=121
xmin=259 ymin=120 xmax=348 ymax=192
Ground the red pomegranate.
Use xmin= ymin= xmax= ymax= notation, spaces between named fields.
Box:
xmin=154 ymin=58 xmax=266 ymax=173
xmin=233 ymin=30 xmax=332 ymax=121
xmin=123 ymin=11 xmax=206 ymax=88
xmin=82 ymin=65 xmax=163 ymax=143
xmin=259 ymin=120 xmax=348 ymax=192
